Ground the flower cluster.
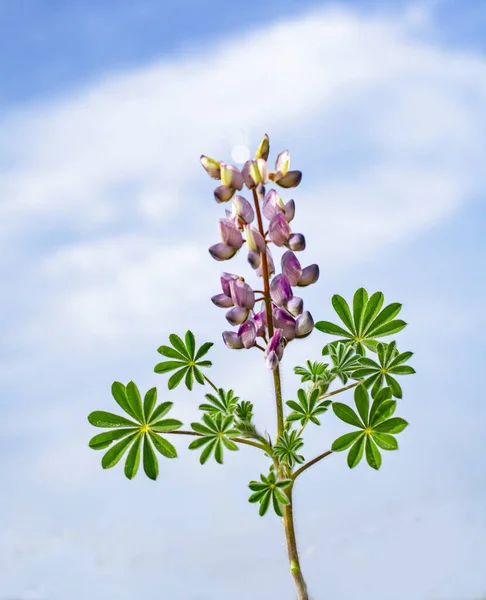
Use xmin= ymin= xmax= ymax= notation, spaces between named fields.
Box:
xmin=201 ymin=134 xmax=319 ymax=370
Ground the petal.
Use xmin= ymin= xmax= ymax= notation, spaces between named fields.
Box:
xmin=244 ymin=224 xmax=266 ymax=252
xmin=226 ymin=306 xmax=250 ymax=326
xmin=286 ymin=296 xmax=303 ymax=316
xmin=265 ymin=350 xmax=279 ymax=370
xmin=238 ymin=320 xmax=258 ymax=348
xmin=214 ymin=185 xmax=236 ymax=203
xmin=254 ymin=134 xmax=270 ymax=161
xmin=232 ymin=195 xmax=254 ymax=224
xmin=295 ymin=311 xmax=314 ymax=338
xmin=284 ymin=199 xmax=295 ymax=222
xmin=286 ymin=233 xmax=306 ymax=251
xmin=219 ymin=218 xmax=244 ymax=249
xmin=275 ymin=150 xmax=290 ymax=176
xmin=222 ymin=331 xmax=244 ymax=349
xmin=281 ymin=251 xmax=302 ymax=286
xmin=248 ymin=249 xmax=261 ymax=270
xmin=274 ymin=170 xmax=302 ymax=188
xmin=297 ymin=264 xmax=320 ymax=286
xmin=209 ymin=243 xmax=238 ymax=261
xmin=229 ymin=279 xmax=255 ymax=309
xmin=253 ymin=310 xmax=267 ymax=336
xmin=220 ymin=163 xmax=244 ymax=190
xmin=270 ymin=274 xmax=293 ymax=306
xmin=265 ymin=329 xmax=286 ymax=363
xmin=256 ymin=246 xmax=275 ymax=277
xmin=200 ymin=155 xmax=221 ymax=180
xmin=220 ymin=272 xmax=239 ymax=296
xmin=242 ymin=159 xmax=268 ymax=189
xmin=268 ymin=213 xmax=291 ymax=246
xmin=273 ymin=307 xmax=296 ymax=340
xmin=211 ymin=293 xmax=234 ymax=308
xmin=262 ymin=189 xmax=285 ymax=221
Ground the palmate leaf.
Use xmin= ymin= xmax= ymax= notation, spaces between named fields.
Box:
xmin=315 ymin=288 xmax=407 ymax=356
xmin=248 ymin=471 xmax=292 ymax=517
xmin=327 ymin=342 xmax=363 ymax=384
xmin=154 ymin=330 xmax=214 ymax=391
xmin=188 ymin=413 xmax=240 ymax=464
xmin=198 ymin=388 xmax=239 ymax=416
xmin=294 ymin=360 xmax=333 ymax=395
xmin=352 ymin=341 xmax=415 ymax=399
xmin=331 ymin=384 xmax=408 ymax=470
xmin=285 ymin=388 xmax=331 ymax=427
xmin=87 ymin=382 xmax=182 ymax=480
xmin=273 ymin=430 xmax=305 ymax=468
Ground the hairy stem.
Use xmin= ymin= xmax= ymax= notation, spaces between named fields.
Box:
xmin=292 ymin=450 xmax=333 ymax=480
xmin=167 ymin=430 xmax=265 ymax=451
xmin=252 ymin=187 xmax=308 ymax=599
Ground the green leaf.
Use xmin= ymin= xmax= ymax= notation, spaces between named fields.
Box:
xmin=185 ymin=367 xmax=194 ymax=391
xmin=259 ymin=491 xmax=271 ymax=516
xmin=150 ymin=418 xmax=183 ymax=432
xmin=361 ymin=292 xmax=384 ymax=334
xmin=143 ymin=387 xmax=157 ymax=422
xmin=390 ymin=365 xmax=416 ymax=375
xmin=111 ymin=382 xmax=138 ymax=420
xmin=169 ymin=333 xmax=190 ymax=359
xmin=370 ymin=400 xmax=396 ymax=426
xmin=143 ymin=435 xmax=159 ymax=480
xmin=372 ymin=432 xmax=398 ymax=451
xmin=353 ymin=288 xmax=368 ymax=336
xmin=89 ymin=428 xmax=136 ymax=450
xmin=365 ymin=436 xmax=382 ymax=470
xmin=221 ymin=436 xmax=239 ymax=452
xmin=385 ymin=375 xmax=403 ymax=399
xmin=389 ymin=351 xmax=414 ymax=369
xmin=188 ymin=436 xmax=211 ymax=450
xmin=193 ymin=367 xmax=205 ymax=385
xmin=369 ymin=319 xmax=407 ymax=338
xmin=195 ymin=341 xmax=214 ymax=361
xmin=126 ymin=381 xmax=144 ymax=423
xmin=88 ymin=411 xmax=138 ymax=429
xmin=354 ymin=384 xmax=369 ymax=426
xmin=167 ymin=367 xmax=188 ymax=390
xmin=200 ymin=438 xmax=217 ymax=464
xmin=332 ymin=295 xmax=355 ymax=333
xmin=154 ymin=360 xmax=187 ymax=374
xmin=332 ymin=403 xmax=364 ymax=428
xmin=124 ymin=434 xmax=142 ymax=479
xmin=148 ymin=431 xmax=177 ymax=458
xmin=148 ymin=401 xmax=173 ymax=424
xmin=157 ymin=346 xmax=187 ymax=360
xmin=367 ymin=303 xmax=402 ymax=335
xmin=374 ymin=418 xmax=408 ymax=434
xmin=185 ymin=330 xmax=196 ymax=359
xmin=101 ymin=433 xmax=138 ymax=469
xmin=332 ymin=431 xmax=363 ymax=452
xmin=315 ymin=321 xmax=352 ymax=338
xmin=347 ymin=436 xmax=365 ymax=468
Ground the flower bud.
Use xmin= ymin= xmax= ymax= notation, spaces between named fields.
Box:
xmin=200 ymin=155 xmax=221 ymax=179
xmin=226 ymin=306 xmax=250 ymax=326
xmin=275 ymin=150 xmax=290 ymax=176
xmin=286 ymin=296 xmax=303 ymax=316
xmin=209 ymin=243 xmax=238 ymax=261
xmin=281 ymin=251 xmax=302 ymax=286
xmin=229 ymin=279 xmax=255 ymax=309
xmin=297 ymin=264 xmax=319 ymax=287
xmin=284 ymin=199 xmax=295 ymax=222
xmin=262 ymin=189 xmax=285 ymax=221
xmin=214 ymin=185 xmax=236 ymax=203
xmin=295 ymin=311 xmax=314 ymax=338
xmin=232 ymin=195 xmax=254 ymax=224
xmin=270 ymin=274 xmax=293 ymax=306
xmin=222 ymin=331 xmax=244 ymax=349
xmin=273 ymin=171 xmax=302 ymax=188
xmin=286 ymin=233 xmax=306 ymax=251
xmin=211 ymin=293 xmax=234 ymax=308
xmin=264 ymin=329 xmax=286 ymax=370
xmin=254 ymin=134 xmax=270 ymax=161
xmin=242 ymin=159 xmax=269 ymax=189
xmin=238 ymin=320 xmax=258 ymax=348
xmin=268 ymin=213 xmax=291 ymax=246
xmin=248 ymin=250 xmax=261 ymax=270
xmin=273 ymin=307 xmax=296 ymax=340
xmin=220 ymin=162 xmax=244 ymax=190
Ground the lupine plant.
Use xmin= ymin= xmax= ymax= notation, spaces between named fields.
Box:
xmin=87 ymin=134 xmax=415 ymax=599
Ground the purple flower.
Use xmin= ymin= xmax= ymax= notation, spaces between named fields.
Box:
xmin=220 ymin=162 xmax=244 ymax=190
xmin=262 ymin=189 xmax=285 ymax=221
xmin=264 ymin=329 xmax=286 ymax=370
xmin=214 ymin=185 xmax=236 ymax=203
xmin=211 ymin=293 xmax=234 ymax=308
xmin=222 ymin=331 xmax=244 ymax=349
xmin=269 ymin=150 xmax=302 ymax=189
xmin=273 ymin=307 xmax=296 ymax=341
xmin=284 ymin=200 xmax=295 ymax=222
xmin=226 ymin=306 xmax=250 ymax=326
xmin=220 ymin=273 xmax=239 ymax=296
xmin=281 ymin=251 xmax=302 ymax=286
xmin=256 ymin=246 xmax=275 ymax=278
xmin=270 ymin=274 xmax=293 ymax=306
xmin=238 ymin=320 xmax=258 ymax=348
xmin=200 ymin=155 xmax=221 ymax=179
xmin=253 ymin=310 xmax=267 ymax=337
xmin=295 ymin=311 xmax=314 ymax=338
xmin=286 ymin=296 xmax=303 ymax=316
xmin=286 ymin=233 xmax=306 ymax=252
xmin=229 ymin=278 xmax=255 ymax=309
xmin=242 ymin=159 xmax=269 ymax=189
xmin=219 ymin=218 xmax=243 ymax=249
xmin=232 ymin=195 xmax=254 ymax=224
xmin=254 ymin=134 xmax=270 ymax=161
xmin=297 ymin=264 xmax=319 ymax=287
xmin=268 ymin=213 xmax=291 ymax=246
xmin=244 ymin=225 xmax=266 ymax=271
xmin=209 ymin=243 xmax=238 ymax=261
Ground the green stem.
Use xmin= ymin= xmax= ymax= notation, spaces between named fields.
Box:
xmin=167 ymin=430 xmax=265 ymax=451
xmin=203 ymin=375 xmax=219 ymax=393
xmin=252 ymin=187 xmax=308 ymax=600
xmin=319 ymin=380 xmax=361 ymax=400
xmin=292 ymin=450 xmax=333 ymax=480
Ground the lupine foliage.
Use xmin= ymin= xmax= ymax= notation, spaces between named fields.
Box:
xmin=87 ymin=135 xmax=415 ymax=600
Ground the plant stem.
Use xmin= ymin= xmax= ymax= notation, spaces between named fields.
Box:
xmin=319 ymin=380 xmax=361 ymax=400
xmin=203 ymin=375 xmax=219 ymax=393
xmin=167 ymin=430 xmax=265 ymax=451
xmin=292 ymin=450 xmax=333 ymax=480
xmin=252 ymin=187 xmax=309 ymax=599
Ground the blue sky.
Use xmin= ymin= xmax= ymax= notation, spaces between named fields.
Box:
xmin=1 ymin=1 xmax=486 ymax=599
